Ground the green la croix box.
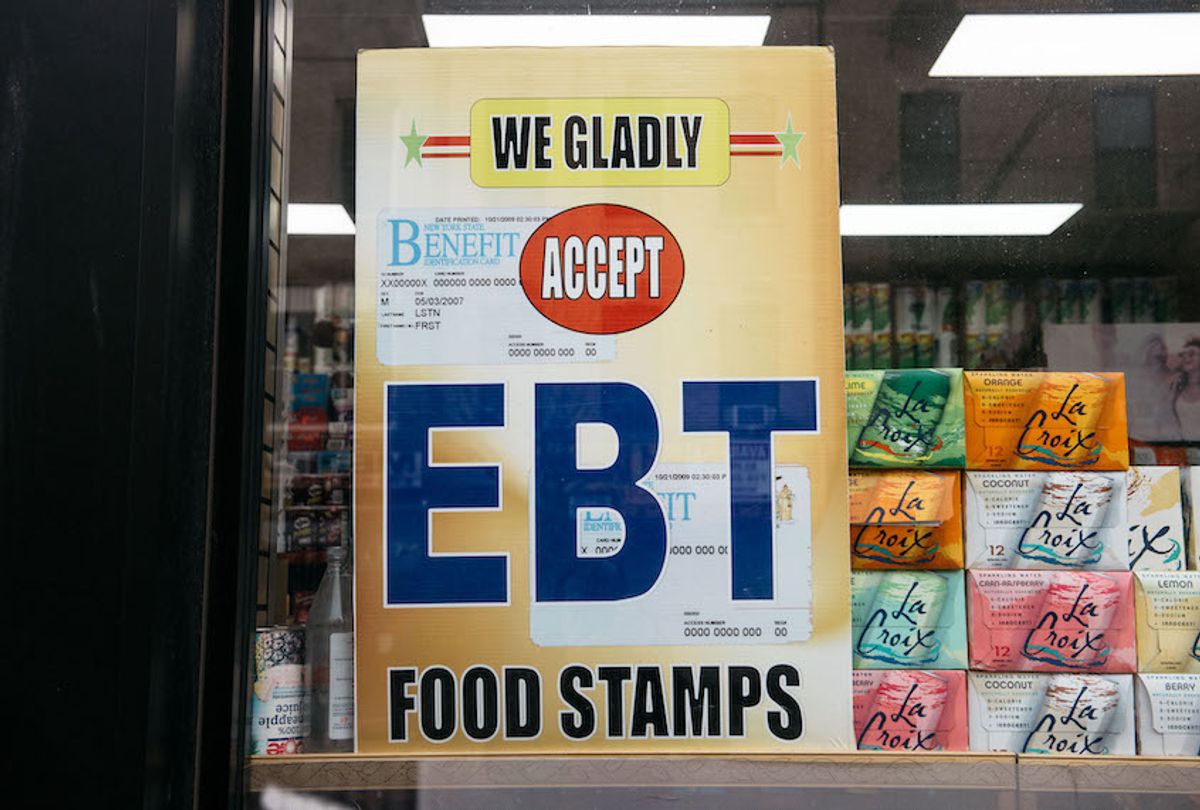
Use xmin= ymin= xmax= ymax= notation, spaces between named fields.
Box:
xmin=846 ymin=368 xmax=966 ymax=468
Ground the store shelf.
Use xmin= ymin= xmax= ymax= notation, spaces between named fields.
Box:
xmin=247 ymin=753 xmax=1198 ymax=795
xmin=248 ymin=752 xmax=1009 ymax=793
xmin=1016 ymin=755 xmax=1200 ymax=794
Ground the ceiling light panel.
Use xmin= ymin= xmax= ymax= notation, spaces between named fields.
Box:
xmin=930 ymin=14 xmax=1200 ymax=77
xmin=422 ymin=14 xmax=771 ymax=48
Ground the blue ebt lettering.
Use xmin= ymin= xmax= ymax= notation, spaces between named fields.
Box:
xmin=383 ymin=379 xmax=819 ymax=607
xmin=682 ymin=381 xmax=819 ymax=599
xmin=535 ymin=382 xmax=666 ymax=602
xmin=385 ymin=383 xmax=506 ymax=605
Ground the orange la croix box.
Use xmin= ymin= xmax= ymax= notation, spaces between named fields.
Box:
xmin=963 ymin=371 xmax=1129 ymax=471
xmin=849 ymin=470 xmax=964 ymax=570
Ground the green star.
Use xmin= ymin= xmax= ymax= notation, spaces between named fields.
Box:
xmin=776 ymin=114 xmax=805 ymax=168
xmin=400 ymin=120 xmax=427 ymax=167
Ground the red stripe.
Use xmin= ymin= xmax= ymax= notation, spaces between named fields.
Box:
xmin=731 ymin=150 xmax=783 ymax=157
xmin=422 ymin=152 xmax=470 ymax=159
xmin=731 ymin=134 xmax=779 ymax=145
xmin=424 ymin=135 xmax=470 ymax=146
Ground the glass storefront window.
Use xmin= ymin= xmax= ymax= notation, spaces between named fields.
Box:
xmin=245 ymin=2 xmax=1200 ymax=806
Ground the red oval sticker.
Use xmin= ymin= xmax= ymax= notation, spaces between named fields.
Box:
xmin=519 ymin=204 xmax=684 ymax=335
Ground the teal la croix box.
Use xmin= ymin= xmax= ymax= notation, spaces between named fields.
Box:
xmin=847 ymin=368 xmax=966 ymax=468
xmin=851 ymin=570 xmax=968 ymax=670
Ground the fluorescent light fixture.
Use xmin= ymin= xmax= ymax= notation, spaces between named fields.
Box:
xmin=840 ymin=204 xmax=1082 ymax=237
xmin=287 ymin=204 xmax=355 ymax=236
xmin=422 ymin=14 xmax=771 ymax=47
xmin=930 ymin=13 xmax=1200 ymax=77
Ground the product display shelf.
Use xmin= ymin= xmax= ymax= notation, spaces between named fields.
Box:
xmin=247 ymin=753 xmax=1198 ymax=795
xmin=1015 ymin=755 xmax=1200 ymax=794
xmin=248 ymin=752 xmax=1015 ymax=793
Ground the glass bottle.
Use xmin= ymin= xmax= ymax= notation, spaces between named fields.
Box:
xmin=306 ymin=545 xmax=354 ymax=752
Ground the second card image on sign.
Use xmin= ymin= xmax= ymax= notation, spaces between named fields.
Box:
xmin=531 ymin=463 xmax=813 ymax=647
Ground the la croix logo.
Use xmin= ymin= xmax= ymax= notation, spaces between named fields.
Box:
xmin=857 ymin=683 xmax=941 ymax=751
xmin=1022 ymin=684 xmax=1110 ymax=755
xmin=1128 ymin=522 xmax=1180 ymax=569
xmin=860 ymin=381 xmax=943 ymax=456
xmin=856 ymin=581 xmax=941 ymax=665
xmin=1016 ymin=383 xmax=1099 ymax=466
xmin=853 ymin=480 xmax=937 ymax=565
xmin=1016 ymin=482 xmax=1103 ymax=565
xmin=1022 ymin=582 xmax=1111 ymax=668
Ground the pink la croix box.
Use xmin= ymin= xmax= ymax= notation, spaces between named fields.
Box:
xmin=967 ymin=570 xmax=1136 ymax=673
xmin=852 ymin=670 xmax=969 ymax=752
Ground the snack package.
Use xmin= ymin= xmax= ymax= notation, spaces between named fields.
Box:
xmin=849 ymin=470 xmax=963 ymax=569
xmin=967 ymin=570 xmax=1136 ymax=673
xmin=287 ymin=372 xmax=331 ymax=453
xmin=1134 ymin=674 xmax=1200 ymax=756
xmin=846 ymin=368 xmax=966 ymax=468
xmin=852 ymin=570 xmax=967 ymax=669
xmin=967 ymin=672 xmax=1135 ymax=755
xmin=964 ymin=471 xmax=1129 ymax=570
xmin=1127 ymin=467 xmax=1187 ymax=571
xmin=963 ymin=371 xmax=1129 ymax=471
xmin=1134 ymin=571 xmax=1200 ymax=674
xmin=852 ymin=670 xmax=968 ymax=752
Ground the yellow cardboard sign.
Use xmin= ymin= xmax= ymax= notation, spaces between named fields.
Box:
xmin=355 ymin=47 xmax=848 ymax=755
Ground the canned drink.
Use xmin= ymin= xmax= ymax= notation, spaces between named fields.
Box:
xmin=849 ymin=282 xmax=872 ymax=328
xmin=984 ymin=332 xmax=1004 ymax=360
xmin=1006 ymin=282 xmax=1027 ymax=336
xmin=914 ymin=286 xmax=937 ymax=367
xmin=893 ymin=286 xmax=918 ymax=369
xmin=251 ymin=627 xmax=309 ymax=755
xmin=871 ymin=283 xmax=894 ymax=368
xmin=964 ymin=334 xmax=986 ymax=370
xmin=984 ymin=280 xmax=1008 ymax=336
xmin=964 ymin=280 xmax=987 ymax=334
xmin=934 ymin=287 xmax=959 ymax=367
xmin=872 ymin=332 xmax=894 ymax=369
xmin=1057 ymin=280 xmax=1081 ymax=324
xmin=963 ymin=281 xmax=987 ymax=369
xmin=1131 ymin=277 xmax=1155 ymax=323
xmin=1006 ymin=282 xmax=1029 ymax=362
xmin=844 ymin=283 xmax=853 ymax=332
xmin=1037 ymin=278 xmax=1060 ymax=326
xmin=846 ymin=282 xmax=873 ymax=369
xmin=871 ymin=283 xmax=892 ymax=334
xmin=1153 ymin=277 xmax=1179 ymax=323
xmin=1079 ymin=279 xmax=1103 ymax=324
xmin=1108 ymin=278 xmax=1133 ymax=324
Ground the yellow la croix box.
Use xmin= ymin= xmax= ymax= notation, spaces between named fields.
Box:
xmin=1134 ymin=571 xmax=1200 ymax=674
xmin=963 ymin=371 xmax=1129 ymax=471
xmin=848 ymin=470 xmax=963 ymax=570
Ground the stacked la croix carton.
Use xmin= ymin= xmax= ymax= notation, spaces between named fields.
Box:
xmin=846 ymin=369 xmax=1200 ymax=756
xmin=847 ymin=369 xmax=970 ymax=752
